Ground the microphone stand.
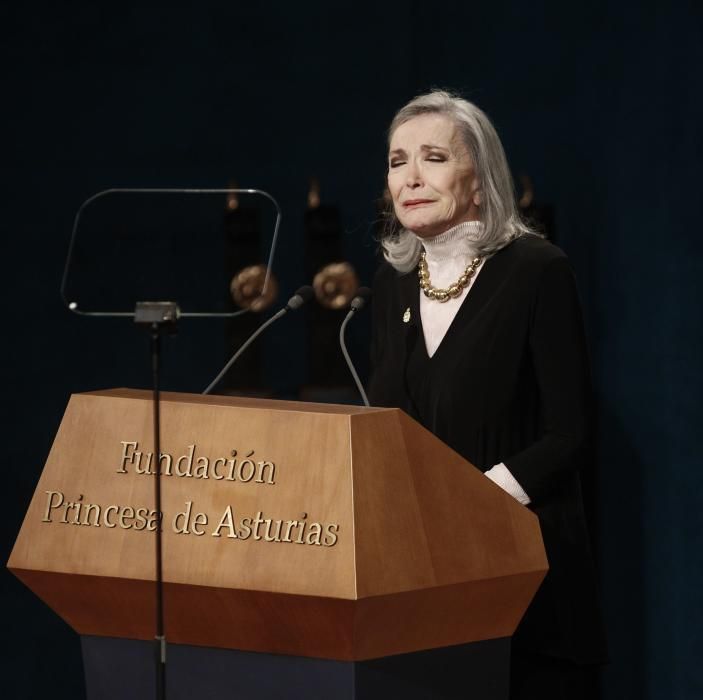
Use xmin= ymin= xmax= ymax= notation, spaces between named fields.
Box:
xmin=135 ymin=301 xmax=179 ymax=700
xmin=59 ymin=187 xmax=285 ymax=700
xmin=339 ymin=288 xmax=372 ymax=407
xmin=202 ymin=286 xmax=314 ymax=396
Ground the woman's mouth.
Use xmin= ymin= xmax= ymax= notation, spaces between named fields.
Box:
xmin=403 ymin=199 xmax=434 ymax=208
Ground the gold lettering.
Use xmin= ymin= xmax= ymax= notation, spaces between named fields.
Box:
xmin=251 ymin=511 xmax=265 ymax=540
xmin=239 ymin=459 xmax=256 ymax=482
xmin=211 ymin=505 xmax=237 ymax=538
xmin=82 ymin=502 xmax=101 ymax=527
xmin=193 ymin=456 xmax=210 ymax=479
xmin=71 ymin=494 xmax=84 ymax=525
xmin=305 ymin=522 xmax=322 ymax=546
xmin=116 ymin=442 xmax=276 ymax=485
xmin=173 ymin=501 xmax=194 ymax=534
xmin=295 ymin=513 xmax=308 ymax=544
xmin=255 ymin=460 xmax=276 ymax=484
xmin=282 ymin=519 xmax=297 ymax=542
xmin=211 ymin=457 xmax=226 ymax=480
xmin=147 ymin=510 xmax=161 ymax=532
xmin=60 ymin=500 xmax=72 ymax=523
xmin=133 ymin=507 xmax=148 ymax=530
xmin=226 ymin=455 xmax=237 ymax=481
xmin=119 ymin=505 xmax=135 ymax=529
xmin=159 ymin=452 xmax=173 ymax=476
xmin=191 ymin=511 xmax=208 ymax=536
xmin=103 ymin=505 xmax=119 ymax=528
xmin=323 ymin=523 xmax=339 ymax=547
xmin=263 ymin=518 xmax=282 ymax=542
xmin=238 ymin=518 xmax=252 ymax=539
xmin=118 ymin=441 xmax=138 ymax=473
xmin=175 ymin=445 xmax=195 ymax=477
xmin=135 ymin=452 xmax=152 ymax=475
xmin=143 ymin=452 xmax=156 ymax=475
xmin=42 ymin=490 xmax=64 ymax=522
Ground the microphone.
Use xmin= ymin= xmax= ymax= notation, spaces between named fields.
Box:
xmin=339 ymin=287 xmax=372 ymax=407
xmin=203 ymin=285 xmax=314 ymax=395
xmin=349 ymin=287 xmax=372 ymax=312
xmin=285 ymin=285 xmax=314 ymax=311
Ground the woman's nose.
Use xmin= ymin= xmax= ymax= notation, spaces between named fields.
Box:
xmin=406 ymin=161 xmax=423 ymax=188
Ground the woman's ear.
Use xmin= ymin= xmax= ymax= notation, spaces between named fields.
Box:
xmin=471 ymin=177 xmax=482 ymax=206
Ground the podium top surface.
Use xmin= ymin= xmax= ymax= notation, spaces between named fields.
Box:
xmin=87 ymin=388 xmax=389 ymax=416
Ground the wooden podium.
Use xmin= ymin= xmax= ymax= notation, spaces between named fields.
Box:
xmin=8 ymin=389 xmax=547 ymax=699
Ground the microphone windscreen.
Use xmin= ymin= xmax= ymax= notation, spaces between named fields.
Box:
xmin=350 ymin=286 xmax=372 ymax=311
xmin=286 ymin=285 xmax=314 ymax=310
xmin=295 ymin=285 xmax=315 ymax=303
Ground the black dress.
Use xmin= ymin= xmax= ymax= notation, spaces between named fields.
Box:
xmin=368 ymin=235 xmax=607 ymax=664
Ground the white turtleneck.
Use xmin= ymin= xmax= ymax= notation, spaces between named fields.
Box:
xmin=418 ymin=221 xmax=484 ymax=358
xmin=414 ymin=221 xmax=531 ymax=506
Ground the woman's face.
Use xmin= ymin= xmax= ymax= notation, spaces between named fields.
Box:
xmin=387 ymin=113 xmax=480 ymax=239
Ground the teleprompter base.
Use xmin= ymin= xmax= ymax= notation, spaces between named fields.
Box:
xmin=81 ymin=635 xmax=510 ymax=700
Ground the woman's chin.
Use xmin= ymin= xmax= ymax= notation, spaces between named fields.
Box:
xmin=396 ymin=214 xmax=437 ymax=236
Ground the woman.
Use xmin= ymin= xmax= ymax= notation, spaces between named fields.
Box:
xmin=368 ymin=90 xmax=607 ymax=699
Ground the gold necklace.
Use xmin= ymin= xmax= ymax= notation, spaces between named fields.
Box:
xmin=418 ymin=251 xmax=482 ymax=303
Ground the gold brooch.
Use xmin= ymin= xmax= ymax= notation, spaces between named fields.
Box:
xmin=403 ymin=308 xmax=411 ymax=323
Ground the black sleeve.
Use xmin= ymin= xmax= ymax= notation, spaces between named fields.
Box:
xmin=504 ymin=256 xmax=593 ymax=504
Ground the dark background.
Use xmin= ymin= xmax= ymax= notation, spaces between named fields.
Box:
xmin=2 ymin=1 xmax=701 ymax=698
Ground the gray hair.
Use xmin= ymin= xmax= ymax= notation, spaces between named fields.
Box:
xmin=381 ymin=90 xmax=536 ymax=272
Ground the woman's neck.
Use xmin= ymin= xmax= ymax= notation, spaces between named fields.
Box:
xmin=416 ymin=221 xmax=482 ymax=262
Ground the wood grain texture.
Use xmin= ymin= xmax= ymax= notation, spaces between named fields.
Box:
xmin=8 ymin=389 xmax=548 ymax=660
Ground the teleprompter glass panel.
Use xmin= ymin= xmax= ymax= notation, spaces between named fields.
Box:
xmin=61 ymin=189 xmax=280 ymax=317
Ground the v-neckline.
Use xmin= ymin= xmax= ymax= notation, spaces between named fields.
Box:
xmin=402 ymin=247 xmax=505 ymax=362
